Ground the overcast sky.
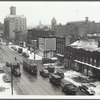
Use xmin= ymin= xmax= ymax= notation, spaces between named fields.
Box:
xmin=1 ymin=1 xmax=100 ymax=27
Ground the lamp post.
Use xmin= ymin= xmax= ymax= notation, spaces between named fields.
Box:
xmin=11 ymin=65 xmax=13 ymax=95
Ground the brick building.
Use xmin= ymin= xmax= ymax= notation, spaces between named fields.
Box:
xmin=4 ymin=6 xmax=27 ymax=41
xmin=27 ymin=28 xmax=55 ymax=46
xmin=64 ymin=38 xmax=100 ymax=80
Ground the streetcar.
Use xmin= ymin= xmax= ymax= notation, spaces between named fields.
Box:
xmin=23 ymin=58 xmax=37 ymax=74
xmin=11 ymin=61 xmax=21 ymax=76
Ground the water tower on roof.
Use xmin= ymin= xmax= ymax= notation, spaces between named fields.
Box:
xmin=10 ymin=6 xmax=16 ymax=15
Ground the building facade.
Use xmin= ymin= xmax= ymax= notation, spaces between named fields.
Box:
xmin=38 ymin=37 xmax=56 ymax=58
xmin=64 ymin=39 xmax=100 ymax=80
xmin=4 ymin=6 xmax=27 ymax=41
xmin=27 ymin=28 xmax=55 ymax=46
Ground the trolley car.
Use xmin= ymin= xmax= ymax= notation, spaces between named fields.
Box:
xmin=23 ymin=58 xmax=37 ymax=74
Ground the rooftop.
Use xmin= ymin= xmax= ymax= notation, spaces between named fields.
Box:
xmin=69 ymin=39 xmax=100 ymax=52
xmin=5 ymin=15 xmax=26 ymax=19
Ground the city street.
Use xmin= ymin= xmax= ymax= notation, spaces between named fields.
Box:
xmin=0 ymin=45 xmax=66 ymax=95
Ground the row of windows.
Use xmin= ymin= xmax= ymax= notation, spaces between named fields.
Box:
xmin=57 ymin=47 xmax=64 ymax=55
xmin=57 ymin=40 xmax=64 ymax=45
xmin=66 ymin=51 xmax=100 ymax=67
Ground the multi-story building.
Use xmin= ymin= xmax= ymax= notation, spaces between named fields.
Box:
xmin=53 ymin=17 xmax=100 ymax=39
xmin=38 ymin=36 xmax=56 ymax=58
xmin=27 ymin=28 xmax=55 ymax=46
xmin=0 ymin=22 xmax=4 ymax=37
xmin=64 ymin=38 xmax=100 ymax=80
xmin=56 ymin=36 xmax=77 ymax=66
xmin=4 ymin=6 xmax=27 ymax=41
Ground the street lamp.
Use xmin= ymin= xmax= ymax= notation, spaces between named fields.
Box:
xmin=11 ymin=64 xmax=13 ymax=95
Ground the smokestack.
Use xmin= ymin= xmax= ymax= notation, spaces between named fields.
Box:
xmin=10 ymin=6 xmax=16 ymax=15
xmin=85 ymin=17 xmax=88 ymax=22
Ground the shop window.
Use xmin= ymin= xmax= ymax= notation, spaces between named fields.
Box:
xmin=88 ymin=67 xmax=93 ymax=77
xmin=84 ymin=65 xmax=88 ymax=76
xmin=74 ymin=62 xmax=79 ymax=71
xmin=90 ymin=58 xmax=92 ymax=65
xmin=94 ymin=59 xmax=96 ymax=66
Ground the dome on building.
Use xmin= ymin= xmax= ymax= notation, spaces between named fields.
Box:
xmin=51 ymin=17 xmax=57 ymax=26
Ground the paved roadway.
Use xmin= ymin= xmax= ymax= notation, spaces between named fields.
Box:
xmin=0 ymin=45 xmax=86 ymax=95
xmin=0 ymin=45 xmax=66 ymax=95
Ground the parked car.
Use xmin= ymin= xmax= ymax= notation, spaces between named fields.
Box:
xmin=61 ymin=79 xmax=78 ymax=95
xmin=11 ymin=46 xmax=17 ymax=51
xmin=42 ymin=58 xmax=53 ymax=64
xmin=79 ymin=84 xmax=95 ymax=95
xmin=22 ymin=52 xmax=29 ymax=58
xmin=49 ymin=74 xmax=61 ymax=85
xmin=55 ymin=70 xmax=64 ymax=78
xmin=40 ymin=69 xmax=49 ymax=77
xmin=6 ymin=61 xmax=11 ymax=67
xmin=2 ymin=74 xmax=11 ymax=83
xmin=18 ymin=48 xmax=23 ymax=53
xmin=45 ymin=65 xmax=55 ymax=73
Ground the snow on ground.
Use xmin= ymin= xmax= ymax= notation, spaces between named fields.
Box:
xmin=0 ymin=63 xmax=17 ymax=96
xmin=0 ymin=73 xmax=17 ymax=96
xmin=64 ymin=70 xmax=100 ymax=95
xmin=9 ymin=45 xmax=42 ymax=60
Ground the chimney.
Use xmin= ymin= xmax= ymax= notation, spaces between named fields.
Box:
xmin=85 ymin=17 xmax=88 ymax=22
xmin=10 ymin=6 xmax=16 ymax=15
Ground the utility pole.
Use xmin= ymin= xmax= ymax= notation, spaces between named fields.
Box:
xmin=11 ymin=65 xmax=13 ymax=95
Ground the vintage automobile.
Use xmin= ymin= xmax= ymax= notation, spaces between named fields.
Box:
xmin=49 ymin=74 xmax=61 ymax=85
xmin=11 ymin=61 xmax=21 ymax=76
xmin=45 ymin=65 xmax=55 ymax=73
xmin=2 ymin=74 xmax=11 ymax=83
xmin=79 ymin=84 xmax=95 ymax=95
xmin=23 ymin=58 xmax=37 ymax=74
xmin=22 ymin=52 xmax=29 ymax=58
xmin=61 ymin=79 xmax=78 ymax=95
xmin=55 ymin=70 xmax=64 ymax=79
xmin=11 ymin=46 xmax=17 ymax=51
xmin=6 ymin=61 xmax=11 ymax=67
xmin=42 ymin=57 xmax=57 ymax=64
xmin=42 ymin=58 xmax=53 ymax=64
xmin=18 ymin=48 xmax=23 ymax=53
xmin=40 ymin=69 xmax=49 ymax=77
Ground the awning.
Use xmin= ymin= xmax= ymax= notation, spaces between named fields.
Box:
xmin=56 ymin=54 xmax=64 ymax=57
xmin=74 ymin=60 xmax=100 ymax=70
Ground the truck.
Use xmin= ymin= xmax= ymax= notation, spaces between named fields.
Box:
xmin=11 ymin=61 xmax=21 ymax=76
xmin=18 ymin=48 xmax=23 ymax=53
xmin=23 ymin=58 xmax=37 ymax=74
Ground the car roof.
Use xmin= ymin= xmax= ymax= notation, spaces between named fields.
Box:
xmin=61 ymin=79 xmax=72 ymax=85
xmin=48 ymin=65 xmax=54 ymax=68
xmin=51 ymin=74 xmax=61 ymax=78
xmin=24 ymin=58 xmax=37 ymax=66
xmin=57 ymin=70 xmax=63 ymax=73
xmin=43 ymin=69 xmax=48 ymax=72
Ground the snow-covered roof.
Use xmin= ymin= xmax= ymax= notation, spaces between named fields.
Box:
xmin=69 ymin=39 xmax=100 ymax=52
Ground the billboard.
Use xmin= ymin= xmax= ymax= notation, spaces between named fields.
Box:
xmin=45 ymin=38 xmax=56 ymax=51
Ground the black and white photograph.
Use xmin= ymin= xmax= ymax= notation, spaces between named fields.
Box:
xmin=0 ymin=1 xmax=100 ymax=98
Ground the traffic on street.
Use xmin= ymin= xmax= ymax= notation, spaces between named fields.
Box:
xmin=0 ymin=43 xmax=87 ymax=95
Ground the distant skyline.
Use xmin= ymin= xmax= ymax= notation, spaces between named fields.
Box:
xmin=1 ymin=1 xmax=100 ymax=27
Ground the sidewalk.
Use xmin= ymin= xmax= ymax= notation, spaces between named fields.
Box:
xmin=0 ymin=63 xmax=17 ymax=96
xmin=64 ymin=70 xmax=100 ymax=95
xmin=9 ymin=45 xmax=42 ymax=60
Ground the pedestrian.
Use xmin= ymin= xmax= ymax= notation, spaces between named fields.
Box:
xmin=15 ymin=57 xmax=16 ymax=61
